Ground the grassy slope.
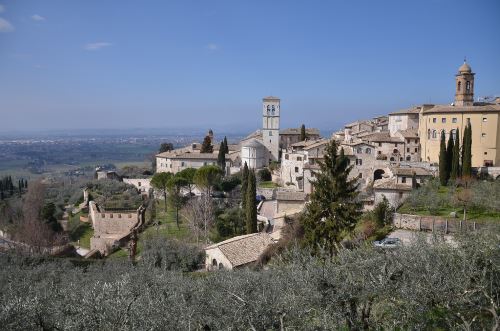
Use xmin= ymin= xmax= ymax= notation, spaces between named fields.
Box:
xmin=398 ymin=186 xmax=500 ymax=222
xmin=108 ymin=201 xmax=191 ymax=259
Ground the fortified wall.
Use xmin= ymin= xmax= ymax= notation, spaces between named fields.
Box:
xmin=88 ymin=201 xmax=145 ymax=255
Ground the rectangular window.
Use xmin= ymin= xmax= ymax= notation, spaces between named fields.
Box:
xmin=296 ymin=156 xmax=302 ymax=161
xmin=442 ymin=118 xmax=446 ymax=123
xmin=285 ymin=154 xmax=289 ymax=160
xmin=482 ymin=133 xmax=486 ymax=137
xmin=433 ymin=118 xmax=437 ymax=123
xmin=452 ymin=118 xmax=457 ymax=123
xmin=294 ymin=167 xmax=299 ymax=173
xmin=181 ymin=162 xmax=185 ymax=167
xmin=269 ymin=131 xmax=273 ymax=136
xmin=415 ymin=148 xmax=418 ymax=152
xmin=394 ymin=143 xmax=398 ymax=147
xmin=406 ymin=148 xmax=410 ymax=153
xmin=483 ymin=117 xmax=487 ymax=122
xmin=378 ymin=142 xmax=382 ymax=147
xmin=402 ymin=177 xmax=407 ymax=183
xmin=138 ymin=182 xmax=141 ymax=186
xmin=356 ymin=159 xmax=363 ymax=166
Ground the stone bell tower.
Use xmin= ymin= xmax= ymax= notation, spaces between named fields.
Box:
xmin=455 ymin=60 xmax=475 ymax=107
xmin=262 ymin=96 xmax=280 ymax=163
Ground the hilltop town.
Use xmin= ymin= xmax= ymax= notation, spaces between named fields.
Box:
xmin=1 ymin=60 xmax=499 ymax=329
xmin=24 ymin=60 xmax=488 ymax=265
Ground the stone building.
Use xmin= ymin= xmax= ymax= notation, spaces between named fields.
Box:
xmin=279 ymin=127 xmax=321 ymax=149
xmin=280 ymin=139 xmax=329 ymax=189
xmin=122 ymin=178 xmax=152 ymax=197
xmin=418 ymin=62 xmax=500 ymax=167
xmin=204 ymin=233 xmax=274 ymax=271
xmin=393 ymin=129 xmax=421 ymax=162
xmin=240 ymin=138 xmax=267 ymax=169
xmin=388 ymin=107 xmax=420 ymax=135
xmin=373 ymin=178 xmax=413 ymax=208
xmin=88 ymin=201 xmax=145 ymax=256
xmin=156 ymin=152 xmax=231 ymax=174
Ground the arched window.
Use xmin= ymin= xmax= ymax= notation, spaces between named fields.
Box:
xmin=432 ymin=130 xmax=437 ymax=139
xmin=271 ymin=105 xmax=275 ymax=115
xmin=406 ymin=155 xmax=411 ymax=161
xmin=365 ymin=148 xmax=371 ymax=154
xmin=466 ymin=81 xmax=471 ymax=91
xmin=390 ymin=157 xmax=395 ymax=162
xmin=212 ymin=259 xmax=217 ymax=267
xmin=357 ymin=147 xmax=362 ymax=154
xmin=266 ymin=105 xmax=270 ymax=114
xmin=457 ymin=81 xmax=461 ymax=92
xmin=427 ymin=129 xmax=431 ymax=139
xmin=393 ymin=149 xmax=398 ymax=154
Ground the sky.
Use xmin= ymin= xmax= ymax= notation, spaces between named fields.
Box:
xmin=0 ymin=0 xmax=499 ymax=134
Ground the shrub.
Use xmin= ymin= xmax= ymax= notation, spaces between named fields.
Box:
xmin=258 ymin=168 xmax=272 ymax=182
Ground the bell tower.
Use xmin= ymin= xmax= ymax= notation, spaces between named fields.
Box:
xmin=262 ymin=96 xmax=280 ymax=163
xmin=455 ymin=60 xmax=475 ymax=107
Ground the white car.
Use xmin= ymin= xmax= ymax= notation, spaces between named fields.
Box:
xmin=373 ymin=238 xmax=401 ymax=248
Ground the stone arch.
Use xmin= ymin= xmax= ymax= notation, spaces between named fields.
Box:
xmin=212 ymin=259 xmax=217 ymax=267
xmin=218 ymin=262 xmax=224 ymax=270
xmin=374 ymin=169 xmax=385 ymax=181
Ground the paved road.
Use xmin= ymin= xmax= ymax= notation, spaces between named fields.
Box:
xmin=388 ymin=229 xmax=455 ymax=246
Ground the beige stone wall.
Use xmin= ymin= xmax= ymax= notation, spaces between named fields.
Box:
xmin=123 ymin=178 xmax=151 ymax=196
xmin=280 ymin=151 xmax=307 ymax=189
xmin=88 ymin=202 xmax=143 ymax=255
xmin=156 ymin=157 xmax=219 ymax=174
xmin=205 ymin=247 xmax=234 ymax=270
xmin=276 ymin=200 xmax=305 ymax=214
xmin=393 ymin=213 xmax=480 ymax=233
xmin=374 ymin=189 xmax=409 ymax=208
xmin=389 ymin=114 xmax=419 ymax=135
xmin=419 ymin=111 xmax=500 ymax=167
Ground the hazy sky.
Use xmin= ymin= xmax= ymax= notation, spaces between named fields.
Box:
xmin=0 ymin=0 xmax=499 ymax=133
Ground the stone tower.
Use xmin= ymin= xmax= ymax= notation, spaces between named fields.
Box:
xmin=262 ymin=96 xmax=280 ymax=163
xmin=455 ymin=61 xmax=475 ymax=106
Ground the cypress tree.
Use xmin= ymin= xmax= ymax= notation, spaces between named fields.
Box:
xmin=245 ymin=170 xmax=257 ymax=234
xmin=241 ymin=162 xmax=249 ymax=211
xmin=462 ymin=123 xmax=472 ymax=177
xmin=300 ymin=124 xmax=306 ymax=141
xmin=223 ymin=136 xmax=229 ymax=154
xmin=217 ymin=142 xmax=226 ymax=172
xmin=450 ymin=128 xmax=460 ymax=180
xmin=439 ymin=130 xmax=448 ymax=186
xmin=301 ymin=140 xmax=361 ymax=254
xmin=446 ymin=131 xmax=454 ymax=181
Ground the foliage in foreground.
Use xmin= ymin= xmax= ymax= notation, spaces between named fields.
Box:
xmin=0 ymin=231 xmax=498 ymax=330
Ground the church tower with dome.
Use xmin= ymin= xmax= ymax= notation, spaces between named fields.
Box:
xmin=455 ymin=60 xmax=475 ymax=106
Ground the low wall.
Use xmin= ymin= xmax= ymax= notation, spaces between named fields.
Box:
xmin=393 ymin=213 xmax=480 ymax=233
xmin=257 ymin=188 xmax=276 ymax=200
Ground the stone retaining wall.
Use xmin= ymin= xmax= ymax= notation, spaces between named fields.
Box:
xmin=257 ymin=188 xmax=276 ymax=200
xmin=393 ymin=213 xmax=479 ymax=233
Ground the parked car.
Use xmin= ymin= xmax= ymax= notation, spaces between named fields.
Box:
xmin=373 ymin=238 xmax=401 ymax=248
xmin=210 ymin=191 xmax=225 ymax=198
